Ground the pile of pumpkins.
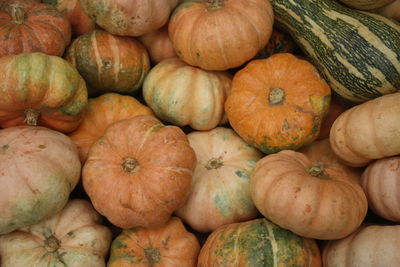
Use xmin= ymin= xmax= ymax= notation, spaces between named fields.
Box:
xmin=0 ymin=0 xmax=399 ymax=266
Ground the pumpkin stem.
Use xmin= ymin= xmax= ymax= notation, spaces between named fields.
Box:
xmin=144 ymin=247 xmax=161 ymax=266
xmin=123 ymin=157 xmax=140 ymax=173
xmin=206 ymin=0 xmax=224 ymax=10
xmin=268 ymin=88 xmax=285 ymax=106
xmin=24 ymin=108 xmax=40 ymax=126
xmin=10 ymin=4 xmax=25 ymax=25
xmin=44 ymin=235 xmax=60 ymax=252
xmin=306 ymin=165 xmax=331 ymax=180
xmin=205 ymin=156 xmax=224 ymax=170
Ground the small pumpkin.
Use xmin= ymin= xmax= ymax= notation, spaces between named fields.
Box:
xmin=69 ymin=93 xmax=154 ymax=163
xmin=256 ymin=28 xmax=298 ymax=59
xmin=198 ymin=218 xmax=322 ymax=266
xmin=0 ymin=126 xmax=81 ymax=234
xmin=225 ymin=53 xmax=331 ymax=154
xmin=330 ymin=92 xmax=400 ymax=167
xmin=108 ymin=217 xmax=200 ymax=267
xmin=82 ymin=115 xmax=196 ymax=229
xmin=0 ymin=0 xmax=71 ymax=57
xmin=176 ymin=127 xmax=262 ymax=232
xmin=374 ymin=0 xmax=400 ymax=21
xmin=65 ymin=29 xmax=150 ymax=96
xmin=0 ymin=199 xmax=112 ymax=267
xmin=338 ymin=0 xmax=395 ymax=10
xmin=0 ymin=52 xmax=88 ymax=133
xmin=143 ymin=57 xmax=232 ymax=130
xmin=169 ymin=0 xmax=274 ymax=71
xmin=317 ymin=99 xmax=349 ymax=140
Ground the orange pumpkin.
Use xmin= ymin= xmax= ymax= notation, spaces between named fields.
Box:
xmin=82 ymin=115 xmax=196 ymax=229
xmin=317 ymin=99 xmax=349 ymax=140
xmin=225 ymin=53 xmax=331 ymax=154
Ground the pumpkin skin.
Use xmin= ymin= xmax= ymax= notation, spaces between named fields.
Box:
xmin=317 ymin=99 xmax=349 ymax=140
xmin=0 ymin=126 xmax=81 ymax=235
xmin=374 ymin=0 xmax=400 ymax=21
xmin=65 ymin=29 xmax=150 ymax=96
xmin=322 ymin=224 xmax=400 ymax=266
xmin=80 ymin=0 xmax=180 ymax=37
xmin=0 ymin=52 xmax=88 ymax=133
xmin=0 ymin=199 xmax=112 ymax=267
xmin=82 ymin=115 xmax=196 ymax=229
xmin=250 ymin=150 xmax=368 ymax=240
xmin=225 ymin=53 xmax=331 ymax=154
xmin=169 ymin=0 xmax=274 ymax=71
xmin=0 ymin=0 xmax=71 ymax=57
xmin=176 ymin=127 xmax=262 ymax=233
xmin=330 ymin=92 xmax=400 ymax=167
xmin=338 ymin=0 xmax=395 ymax=10
xmin=360 ymin=156 xmax=400 ymax=222
xmin=69 ymin=93 xmax=154 ymax=163
xmin=143 ymin=57 xmax=232 ymax=130
xmin=256 ymin=28 xmax=298 ymax=59
xmin=198 ymin=218 xmax=321 ymax=267
xmin=108 ymin=217 xmax=200 ymax=267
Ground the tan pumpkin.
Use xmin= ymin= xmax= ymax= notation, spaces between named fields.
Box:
xmin=0 ymin=199 xmax=112 ymax=267
xmin=330 ymin=92 xmax=400 ymax=167
xmin=143 ymin=57 xmax=232 ymax=130
xmin=69 ymin=93 xmax=154 ymax=163
xmin=251 ymin=150 xmax=368 ymax=240
xmin=108 ymin=217 xmax=200 ymax=267
xmin=176 ymin=127 xmax=262 ymax=232
xmin=360 ymin=156 xmax=400 ymax=222
xmin=168 ymin=0 xmax=274 ymax=70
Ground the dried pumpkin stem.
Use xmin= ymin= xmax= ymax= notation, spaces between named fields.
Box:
xmin=268 ymin=88 xmax=285 ymax=106
xmin=24 ymin=108 xmax=40 ymax=126
xmin=205 ymin=157 xmax=223 ymax=170
xmin=123 ymin=157 xmax=140 ymax=173
xmin=144 ymin=247 xmax=161 ymax=266
xmin=306 ymin=165 xmax=331 ymax=180
xmin=206 ymin=0 xmax=224 ymax=10
xmin=10 ymin=4 xmax=25 ymax=25
xmin=44 ymin=235 xmax=60 ymax=252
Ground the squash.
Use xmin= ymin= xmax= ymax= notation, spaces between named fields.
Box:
xmin=0 ymin=52 xmax=88 ymax=133
xmin=80 ymin=0 xmax=180 ymax=37
xmin=176 ymin=127 xmax=262 ymax=232
xmin=317 ymin=99 xmax=349 ymax=140
xmin=69 ymin=93 xmax=154 ymax=163
xmin=108 ymin=217 xmax=200 ymax=267
xmin=65 ymin=29 xmax=150 ymax=96
xmin=374 ymin=0 xmax=400 ymax=21
xmin=251 ymin=150 xmax=368 ymax=240
xmin=330 ymin=92 xmax=400 ymax=167
xmin=168 ymin=0 xmax=274 ymax=71
xmin=143 ymin=57 xmax=232 ymax=131
xmin=360 ymin=156 xmax=400 ymax=222
xmin=339 ymin=0 xmax=395 ymax=10
xmin=198 ymin=218 xmax=321 ymax=266
xmin=0 ymin=199 xmax=112 ymax=267
xmin=82 ymin=115 xmax=196 ymax=229
xmin=255 ymin=28 xmax=298 ymax=59
xmin=270 ymin=0 xmax=400 ymax=103
xmin=0 ymin=126 xmax=81 ymax=234
xmin=225 ymin=53 xmax=331 ymax=154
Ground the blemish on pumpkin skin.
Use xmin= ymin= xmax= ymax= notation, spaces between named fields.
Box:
xmin=304 ymin=204 xmax=312 ymax=214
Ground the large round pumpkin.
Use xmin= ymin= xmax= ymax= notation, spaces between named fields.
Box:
xmin=0 ymin=199 xmax=112 ymax=267
xmin=0 ymin=0 xmax=71 ymax=57
xmin=65 ymin=29 xmax=150 ymax=95
xmin=82 ymin=115 xmax=196 ymax=229
xmin=108 ymin=217 xmax=200 ymax=267
xmin=143 ymin=57 xmax=232 ymax=130
xmin=198 ymin=218 xmax=321 ymax=266
xmin=251 ymin=150 xmax=368 ymax=240
xmin=0 ymin=126 xmax=81 ymax=234
xmin=225 ymin=53 xmax=331 ymax=154
xmin=0 ymin=52 xmax=88 ymax=133
xmin=80 ymin=0 xmax=180 ymax=37
xmin=169 ymin=0 xmax=274 ymax=71
xmin=176 ymin=127 xmax=262 ymax=232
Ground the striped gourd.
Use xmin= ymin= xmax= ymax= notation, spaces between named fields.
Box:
xmin=270 ymin=0 xmax=400 ymax=103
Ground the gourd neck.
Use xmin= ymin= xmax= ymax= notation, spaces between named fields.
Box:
xmin=268 ymin=88 xmax=285 ymax=106
xmin=10 ymin=4 xmax=25 ymax=25
xmin=206 ymin=0 xmax=224 ymax=10
xmin=24 ymin=108 xmax=40 ymax=126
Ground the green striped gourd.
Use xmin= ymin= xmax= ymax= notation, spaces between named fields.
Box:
xmin=270 ymin=0 xmax=400 ymax=103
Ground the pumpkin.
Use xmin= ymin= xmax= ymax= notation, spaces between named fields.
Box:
xmin=143 ymin=57 xmax=232 ymax=130
xmin=374 ymin=0 xmax=400 ymax=21
xmin=250 ymin=150 xmax=368 ymax=240
xmin=108 ymin=217 xmax=200 ymax=267
xmin=65 ymin=29 xmax=150 ymax=96
xmin=69 ymin=93 xmax=154 ymax=163
xmin=225 ymin=53 xmax=331 ymax=154
xmin=198 ymin=218 xmax=321 ymax=266
xmin=168 ymin=0 xmax=274 ymax=71
xmin=0 ymin=0 xmax=71 ymax=57
xmin=0 ymin=126 xmax=81 ymax=234
xmin=255 ymin=28 xmax=298 ymax=59
xmin=338 ymin=0 xmax=395 ymax=10
xmin=0 ymin=199 xmax=112 ymax=267
xmin=138 ymin=25 xmax=178 ymax=64
xmin=82 ymin=115 xmax=196 ymax=229
xmin=80 ymin=0 xmax=180 ymax=37
xmin=317 ymin=99 xmax=349 ymax=140
xmin=0 ymin=52 xmax=88 ymax=133
xmin=176 ymin=127 xmax=262 ymax=233
xmin=330 ymin=92 xmax=400 ymax=167
xmin=42 ymin=0 xmax=95 ymax=37
xmin=360 ymin=156 xmax=400 ymax=222
xmin=322 ymin=224 xmax=400 ymax=266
